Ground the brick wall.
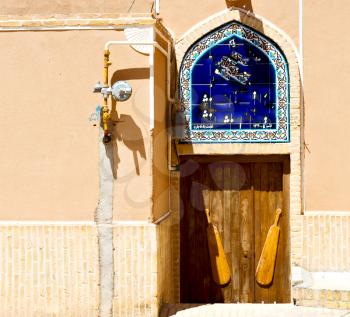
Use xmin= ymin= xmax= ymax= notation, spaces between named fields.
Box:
xmin=113 ymin=224 xmax=158 ymax=317
xmin=303 ymin=213 xmax=350 ymax=271
xmin=0 ymin=223 xmax=161 ymax=317
xmin=0 ymin=224 xmax=99 ymax=316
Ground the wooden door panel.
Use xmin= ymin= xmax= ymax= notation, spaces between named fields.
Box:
xmin=180 ymin=156 xmax=290 ymax=304
xmin=239 ymin=163 xmax=254 ymax=303
xmin=253 ymin=162 xmax=290 ymax=303
xmin=180 ymin=161 xmax=224 ymax=303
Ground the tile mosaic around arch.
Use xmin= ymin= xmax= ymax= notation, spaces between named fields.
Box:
xmin=179 ymin=21 xmax=289 ymax=143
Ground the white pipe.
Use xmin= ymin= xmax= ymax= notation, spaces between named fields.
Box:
xmin=105 ymin=40 xmax=157 ymax=50
xmin=0 ymin=22 xmax=153 ymax=32
xmin=299 ymin=0 xmax=304 ymax=83
xmin=0 ymin=221 xmax=97 ymax=226
xmin=1 ymin=26 xmax=132 ymax=31
xmin=154 ymin=0 xmax=160 ymax=15
xmin=0 ymin=220 xmax=162 ymax=226
xmin=299 ymin=0 xmax=305 ymax=216
xmin=106 ymin=36 xmax=174 ymax=104
xmin=149 ymin=45 xmax=155 ymax=130
xmin=105 ymin=41 xmax=168 ymax=77
xmin=153 ymin=211 xmax=172 ymax=224
xmin=105 ymin=40 xmax=169 ymax=131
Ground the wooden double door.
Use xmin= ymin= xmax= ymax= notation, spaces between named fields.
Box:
xmin=180 ymin=155 xmax=290 ymax=304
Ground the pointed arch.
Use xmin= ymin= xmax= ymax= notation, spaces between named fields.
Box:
xmin=178 ymin=20 xmax=289 ymax=143
xmin=173 ymin=8 xmax=304 ymax=269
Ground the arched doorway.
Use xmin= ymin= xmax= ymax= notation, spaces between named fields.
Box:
xmin=173 ymin=9 xmax=302 ymax=304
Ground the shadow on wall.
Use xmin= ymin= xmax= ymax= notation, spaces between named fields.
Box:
xmin=225 ymin=0 xmax=253 ymax=12
xmin=225 ymin=0 xmax=264 ymax=33
xmin=105 ymin=68 xmax=148 ymax=179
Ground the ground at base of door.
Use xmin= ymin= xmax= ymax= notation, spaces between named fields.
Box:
xmin=160 ymin=303 xmax=350 ymax=317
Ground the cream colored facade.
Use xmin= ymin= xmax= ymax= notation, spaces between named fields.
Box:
xmin=0 ymin=0 xmax=350 ymax=316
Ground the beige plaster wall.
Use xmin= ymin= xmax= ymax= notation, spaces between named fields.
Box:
xmin=1 ymin=0 xmax=349 ymax=215
xmin=108 ymin=39 xmax=151 ymax=221
xmin=0 ymin=0 xmax=153 ymax=18
xmin=160 ymin=0 xmax=299 ymax=46
xmin=0 ymin=30 xmax=151 ymax=221
xmin=0 ymin=30 xmax=103 ymax=220
xmin=303 ymin=1 xmax=350 ymax=211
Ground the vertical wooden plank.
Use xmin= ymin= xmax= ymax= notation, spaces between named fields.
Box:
xmin=188 ymin=159 xmax=199 ymax=302
xmin=180 ymin=158 xmax=213 ymax=303
xmin=266 ymin=162 xmax=279 ymax=303
xmin=253 ymin=161 xmax=290 ymax=303
xmin=230 ymin=162 xmax=241 ymax=303
xmin=196 ymin=162 xmax=213 ymax=303
xmin=180 ymin=158 xmax=190 ymax=302
xmin=202 ymin=162 xmax=223 ymax=303
xmin=239 ymin=163 xmax=254 ymax=303
xmin=253 ymin=162 xmax=263 ymax=303
xmin=222 ymin=162 xmax=233 ymax=301
xmin=268 ymin=162 xmax=282 ymax=303
xmin=283 ymin=158 xmax=291 ymax=302
xmin=214 ymin=161 xmax=230 ymax=302
xmin=277 ymin=158 xmax=291 ymax=302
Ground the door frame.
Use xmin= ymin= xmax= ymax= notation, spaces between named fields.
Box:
xmin=178 ymin=154 xmax=291 ymax=303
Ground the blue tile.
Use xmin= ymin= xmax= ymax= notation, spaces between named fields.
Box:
xmin=179 ymin=22 xmax=289 ymax=143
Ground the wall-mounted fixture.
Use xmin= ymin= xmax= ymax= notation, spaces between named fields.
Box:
xmin=92 ymin=27 xmax=173 ymax=145
xmin=111 ymin=81 xmax=132 ymax=101
xmin=93 ymin=50 xmax=133 ymax=143
xmin=92 ymin=50 xmax=113 ymax=144
xmin=94 ymin=80 xmax=132 ymax=101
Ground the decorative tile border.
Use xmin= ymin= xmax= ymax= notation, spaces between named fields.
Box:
xmin=179 ymin=21 xmax=289 ymax=143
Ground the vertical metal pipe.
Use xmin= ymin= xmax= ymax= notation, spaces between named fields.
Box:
xmin=149 ymin=44 xmax=155 ymax=130
xmin=104 ymin=49 xmax=110 ymax=86
xmin=299 ymin=0 xmax=305 ymax=215
xmin=299 ymin=0 xmax=304 ymax=82
xmin=155 ymin=0 xmax=160 ymax=15
xmin=102 ymin=49 xmax=111 ymax=143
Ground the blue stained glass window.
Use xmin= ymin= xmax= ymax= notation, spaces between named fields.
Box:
xmin=179 ymin=22 xmax=289 ymax=143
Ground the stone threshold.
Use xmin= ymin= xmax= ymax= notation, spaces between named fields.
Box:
xmin=160 ymin=303 xmax=350 ymax=317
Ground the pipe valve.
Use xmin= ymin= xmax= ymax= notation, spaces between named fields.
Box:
xmin=93 ymin=81 xmax=104 ymax=93
xmin=93 ymin=82 xmax=112 ymax=99
xmin=93 ymin=81 xmax=132 ymax=101
xmin=93 ymin=49 xmax=133 ymax=144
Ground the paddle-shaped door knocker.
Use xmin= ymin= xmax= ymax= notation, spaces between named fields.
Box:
xmin=205 ymin=208 xmax=231 ymax=286
xmin=255 ymin=208 xmax=282 ymax=286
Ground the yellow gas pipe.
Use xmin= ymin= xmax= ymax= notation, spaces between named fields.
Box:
xmin=102 ymin=49 xmax=112 ymax=143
